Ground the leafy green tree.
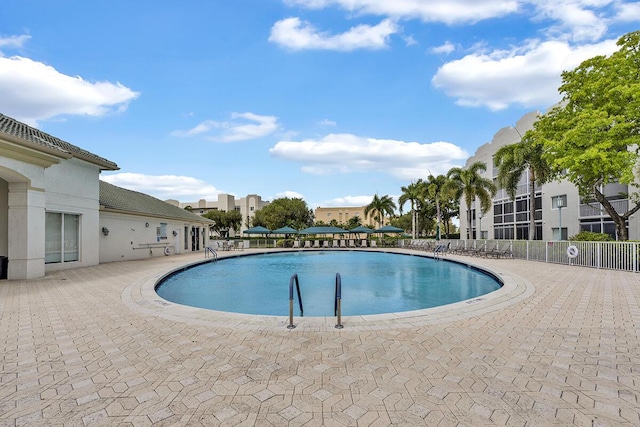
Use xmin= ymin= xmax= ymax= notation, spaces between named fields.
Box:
xmin=364 ymin=194 xmax=397 ymax=228
xmin=391 ymin=213 xmax=412 ymax=234
xmin=203 ymin=209 xmax=242 ymax=238
xmin=440 ymin=195 xmax=459 ymax=237
xmin=533 ymin=31 xmax=640 ymax=240
xmin=494 ymin=132 xmax=552 ymax=240
xmin=251 ymin=197 xmax=313 ymax=230
xmin=398 ymin=180 xmax=424 ymax=239
xmin=447 ymin=162 xmax=497 ymax=240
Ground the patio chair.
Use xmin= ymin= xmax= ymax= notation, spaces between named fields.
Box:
xmin=486 ymin=246 xmax=513 ymax=258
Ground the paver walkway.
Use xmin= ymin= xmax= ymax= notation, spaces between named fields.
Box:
xmin=0 ymin=249 xmax=639 ymax=426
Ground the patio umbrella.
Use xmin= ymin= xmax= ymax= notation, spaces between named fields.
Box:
xmin=270 ymin=226 xmax=299 ymax=238
xmin=374 ymin=225 xmax=404 ymax=233
xmin=374 ymin=225 xmax=405 ymax=247
xmin=243 ymin=226 xmax=271 ymax=235
xmin=298 ymin=226 xmax=349 ymax=235
xmin=270 ymin=226 xmax=298 ymax=235
xmin=349 ymin=225 xmax=374 ymax=234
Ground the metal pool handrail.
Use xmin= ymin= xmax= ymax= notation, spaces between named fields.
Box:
xmin=205 ymin=247 xmax=217 ymax=260
xmin=334 ymin=273 xmax=343 ymax=329
xmin=288 ymin=273 xmax=304 ymax=329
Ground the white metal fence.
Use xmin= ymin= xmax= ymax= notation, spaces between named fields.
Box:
xmin=401 ymin=239 xmax=640 ymax=273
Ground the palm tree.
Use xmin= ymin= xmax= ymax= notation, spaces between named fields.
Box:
xmin=364 ymin=194 xmax=397 ymax=228
xmin=494 ymin=130 xmax=552 ymax=240
xmin=398 ymin=180 xmax=424 ymax=239
xmin=447 ymin=162 xmax=497 ymax=240
xmin=425 ymin=174 xmax=449 ymax=240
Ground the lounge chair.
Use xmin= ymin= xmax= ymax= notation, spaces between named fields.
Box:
xmin=370 ymin=240 xmax=378 ymax=248
xmin=486 ymin=246 xmax=512 ymax=258
xmin=312 ymin=240 xmax=320 ymax=248
xmin=433 ymin=242 xmax=450 ymax=258
xmin=304 ymin=240 xmax=312 ymax=248
xmin=332 ymin=240 xmax=340 ymax=248
xmin=340 ymin=240 xmax=347 ymax=248
xmin=292 ymin=240 xmax=300 ymax=249
xmin=323 ymin=241 xmax=330 ymax=249
xmin=348 ymin=240 xmax=356 ymax=248
xmin=360 ymin=239 xmax=368 ymax=247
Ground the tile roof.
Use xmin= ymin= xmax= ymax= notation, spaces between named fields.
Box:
xmin=0 ymin=113 xmax=118 ymax=170
xmin=100 ymin=180 xmax=212 ymax=223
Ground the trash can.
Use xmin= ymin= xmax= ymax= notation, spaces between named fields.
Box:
xmin=0 ymin=256 xmax=7 ymax=280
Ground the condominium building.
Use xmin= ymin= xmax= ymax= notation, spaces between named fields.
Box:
xmin=166 ymin=194 xmax=268 ymax=235
xmin=461 ymin=111 xmax=640 ymax=241
xmin=314 ymin=206 xmax=378 ymax=227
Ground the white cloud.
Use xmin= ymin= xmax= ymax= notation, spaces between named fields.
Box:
xmin=533 ymin=0 xmax=610 ymax=42
xmin=101 ymin=173 xmax=222 ymax=201
xmin=431 ymin=38 xmax=619 ymax=110
xmin=284 ymin=0 xmax=520 ymax=24
xmin=614 ymin=2 xmax=640 ymax=21
xmin=0 ymin=56 xmax=139 ymax=126
xmin=172 ymin=112 xmax=279 ymax=142
xmin=322 ymin=195 xmax=376 ymax=207
xmin=0 ymin=34 xmax=31 ymax=49
xmin=269 ymin=17 xmax=398 ymax=51
xmin=269 ymin=133 xmax=468 ymax=179
xmin=318 ymin=119 xmax=337 ymax=126
xmin=273 ymin=190 xmax=305 ymax=199
xmin=431 ymin=41 xmax=456 ymax=54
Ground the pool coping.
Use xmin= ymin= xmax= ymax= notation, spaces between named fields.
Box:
xmin=122 ymin=248 xmax=535 ymax=332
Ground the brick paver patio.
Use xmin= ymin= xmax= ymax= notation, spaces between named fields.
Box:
xmin=1 ymin=248 xmax=639 ymax=426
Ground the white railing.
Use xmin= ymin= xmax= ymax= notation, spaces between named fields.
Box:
xmin=402 ymin=239 xmax=639 ymax=273
xmin=580 ymin=199 xmax=628 ymax=217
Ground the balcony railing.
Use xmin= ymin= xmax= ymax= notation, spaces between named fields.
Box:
xmin=580 ymin=199 xmax=628 ymax=217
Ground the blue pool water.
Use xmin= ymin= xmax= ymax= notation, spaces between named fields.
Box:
xmin=156 ymin=251 xmax=502 ymax=317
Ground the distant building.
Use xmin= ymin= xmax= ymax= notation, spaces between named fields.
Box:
xmin=314 ymin=206 xmax=378 ymax=227
xmin=460 ymin=110 xmax=640 ymax=241
xmin=166 ymin=195 xmax=269 ymax=236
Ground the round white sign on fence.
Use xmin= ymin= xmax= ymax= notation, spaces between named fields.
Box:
xmin=567 ymin=245 xmax=579 ymax=258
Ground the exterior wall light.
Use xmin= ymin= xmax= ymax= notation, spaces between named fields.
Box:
xmin=172 ymin=230 xmax=178 ymax=236
xmin=102 ymin=227 xmax=109 ymax=236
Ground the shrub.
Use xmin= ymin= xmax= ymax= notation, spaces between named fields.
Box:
xmin=568 ymin=231 xmax=614 ymax=241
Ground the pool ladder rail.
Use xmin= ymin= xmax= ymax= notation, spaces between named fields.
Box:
xmin=205 ymin=246 xmax=218 ymax=260
xmin=287 ymin=273 xmax=343 ymax=329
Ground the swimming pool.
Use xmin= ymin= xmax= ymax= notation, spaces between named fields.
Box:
xmin=156 ymin=251 xmax=502 ymax=316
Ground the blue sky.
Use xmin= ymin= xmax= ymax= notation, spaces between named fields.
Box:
xmin=1 ymin=1 xmax=638 ymax=211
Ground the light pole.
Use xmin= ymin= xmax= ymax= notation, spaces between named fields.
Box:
xmin=556 ymin=196 xmax=564 ymax=240
xmin=478 ymin=212 xmax=483 ymax=240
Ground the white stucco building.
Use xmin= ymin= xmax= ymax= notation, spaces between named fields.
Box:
xmin=166 ymin=195 xmax=269 ymax=235
xmin=461 ymin=111 xmax=640 ymax=241
xmin=0 ymin=114 xmax=211 ymax=280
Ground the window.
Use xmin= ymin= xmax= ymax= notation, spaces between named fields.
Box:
xmin=157 ymin=223 xmax=167 ymax=241
xmin=45 ymin=212 xmax=79 ymax=264
xmin=552 ymin=227 xmax=568 ymax=240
